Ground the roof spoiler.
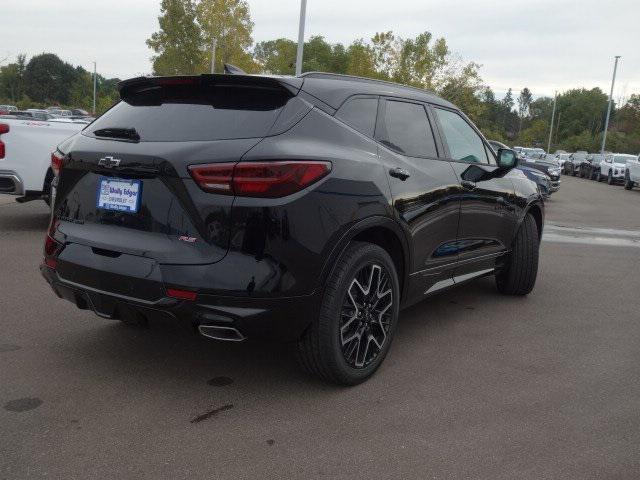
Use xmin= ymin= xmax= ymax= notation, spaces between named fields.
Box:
xmin=118 ymin=74 xmax=304 ymax=103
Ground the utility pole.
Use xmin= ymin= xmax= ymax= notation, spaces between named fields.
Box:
xmin=92 ymin=62 xmax=97 ymax=115
xmin=295 ymin=0 xmax=307 ymax=76
xmin=601 ymin=55 xmax=621 ymax=154
xmin=547 ymin=91 xmax=557 ymax=153
xmin=210 ymin=38 xmax=217 ymax=74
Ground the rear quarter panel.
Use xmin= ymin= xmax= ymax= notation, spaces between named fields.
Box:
xmin=226 ymin=108 xmax=394 ymax=297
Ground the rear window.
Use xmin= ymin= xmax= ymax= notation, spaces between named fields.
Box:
xmin=85 ymin=84 xmax=291 ymax=142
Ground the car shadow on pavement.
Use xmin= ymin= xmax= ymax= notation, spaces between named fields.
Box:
xmin=0 ymin=211 xmax=49 ymax=232
xmin=60 ymin=277 xmax=507 ymax=399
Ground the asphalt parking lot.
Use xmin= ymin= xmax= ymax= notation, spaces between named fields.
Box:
xmin=2 ymin=176 xmax=640 ymax=479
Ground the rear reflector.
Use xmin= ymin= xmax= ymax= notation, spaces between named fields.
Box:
xmin=189 ymin=161 xmax=331 ymax=198
xmin=44 ymin=258 xmax=57 ymax=269
xmin=167 ymin=288 xmax=198 ymax=301
xmin=43 ymin=235 xmax=62 ymax=269
xmin=51 ymin=150 xmax=65 ymax=176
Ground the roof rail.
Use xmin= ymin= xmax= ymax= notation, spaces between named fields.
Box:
xmin=299 ymin=71 xmax=436 ymax=96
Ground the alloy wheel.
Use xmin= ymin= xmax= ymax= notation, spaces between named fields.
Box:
xmin=339 ymin=263 xmax=393 ymax=368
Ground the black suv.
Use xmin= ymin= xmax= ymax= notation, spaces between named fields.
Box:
xmin=41 ymin=73 xmax=543 ymax=385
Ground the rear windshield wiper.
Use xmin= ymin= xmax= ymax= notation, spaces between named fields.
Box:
xmin=93 ymin=127 xmax=140 ymax=142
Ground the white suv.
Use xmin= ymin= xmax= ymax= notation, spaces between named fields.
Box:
xmin=599 ymin=153 xmax=636 ymax=185
xmin=625 ymin=154 xmax=640 ymax=190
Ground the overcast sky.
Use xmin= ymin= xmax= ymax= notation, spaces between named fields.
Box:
xmin=2 ymin=0 xmax=639 ymax=101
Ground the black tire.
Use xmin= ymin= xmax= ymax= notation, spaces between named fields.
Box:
xmin=496 ymin=214 xmax=539 ymax=296
xmin=624 ymin=172 xmax=634 ymax=190
xmin=295 ymin=241 xmax=400 ymax=385
xmin=607 ymin=170 xmax=614 ymax=185
xmin=597 ymin=170 xmax=603 ymax=182
xmin=579 ymin=168 xmax=585 ymax=178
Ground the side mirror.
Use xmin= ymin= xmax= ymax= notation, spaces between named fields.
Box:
xmin=497 ymin=148 xmax=518 ymax=170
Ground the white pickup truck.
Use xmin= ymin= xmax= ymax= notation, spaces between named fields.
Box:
xmin=625 ymin=154 xmax=640 ymax=190
xmin=0 ymin=117 xmax=86 ymax=204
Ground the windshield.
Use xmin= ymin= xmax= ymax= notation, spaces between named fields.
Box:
xmin=614 ymin=155 xmax=633 ymax=164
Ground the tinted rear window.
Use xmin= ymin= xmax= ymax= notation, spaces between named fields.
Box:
xmin=335 ymin=97 xmax=378 ymax=137
xmin=85 ymin=84 xmax=290 ymax=142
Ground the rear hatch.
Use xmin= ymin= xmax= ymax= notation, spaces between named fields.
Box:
xmin=53 ymin=74 xmax=307 ymax=266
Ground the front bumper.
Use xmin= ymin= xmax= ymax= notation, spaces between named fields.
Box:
xmin=549 ymin=180 xmax=561 ymax=193
xmin=40 ymin=261 xmax=320 ymax=342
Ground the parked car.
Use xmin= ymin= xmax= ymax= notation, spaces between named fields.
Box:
xmin=40 ymin=73 xmax=544 ymax=385
xmin=521 ymin=153 xmax=561 ymax=193
xmin=0 ymin=105 xmax=18 ymax=114
xmin=625 ymin=154 xmax=640 ymax=190
xmin=71 ymin=108 xmax=91 ymax=116
xmin=488 ymin=141 xmax=559 ymax=198
xmin=564 ymin=151 xmax=587 ymax=176
xmin=555 ymin=153 xmax=570 ymax=170
xmin=0 ymin=116 xmax=85 ymax=203
xmin=2 ymin=110 xmax=59 ymax=121
xmin=599 ymin=153 xmax=637 ymax=184
xmin=581 ymin=153 xmax=605 ymax=179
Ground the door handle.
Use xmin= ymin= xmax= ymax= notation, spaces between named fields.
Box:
xmin=460 ymin=180 xmax=476 ymax=190
xmin=389 ymin=167 xmax=410 ymax=181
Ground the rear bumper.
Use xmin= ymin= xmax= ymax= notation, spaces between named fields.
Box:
xmin=40 ymin=262 xmax=320 ymax=342
xmin=0 ymin=170 xmax=25 ymax=195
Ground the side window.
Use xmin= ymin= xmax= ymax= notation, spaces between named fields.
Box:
xmin=380 ymin=100 xmax=438 ymax=158
xmin=335 ymin=97 xmax=378 ymax=138
xmin=434 ymin=108 xmax=488 ymax=164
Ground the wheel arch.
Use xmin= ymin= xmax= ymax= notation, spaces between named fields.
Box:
xmin=317 ymin=216 xmax=411 ymax=302
xmin=523 ymin=201 xmax=544 ymax=240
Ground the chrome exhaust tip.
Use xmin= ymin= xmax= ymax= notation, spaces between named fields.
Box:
xmin=198 ymin=325 xmax=246 ymax=342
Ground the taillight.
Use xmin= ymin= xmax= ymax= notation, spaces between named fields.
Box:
xmin=0 ymin=123 xmax=9 ymax=159
xmin=188 ymin=163 xmax=234 ymax=195
xmin=51 ymin=150 xmax=65 ymax=176
xmin=189 ymin=161 xmax=331 ymax=198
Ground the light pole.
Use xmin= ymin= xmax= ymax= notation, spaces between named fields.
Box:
xmin=295 ymin=0 xmax=307 ymax=76
xmin=601 ymin=55 xmax=621 ymax=154
xmin=92 ymin=62 xmax=97 ymax=115
xmin=547 ymin=91 xmax=557 ymax=153
xmin=211 ymin=38 xmax=217 ymax=73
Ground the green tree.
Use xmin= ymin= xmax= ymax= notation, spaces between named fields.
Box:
xmin=345 ymin=40 xmax=377 ymax=78
xmin=147 ymin=0 xmax=204 ymax=75
xmin=254 ymin=38 xmax=296 ymax=74
xmin=23 ymin=53 xmax=78 ymax=104
xmin=68 ymin=71 xmax=94 ymax=111
xmin=0 ymin=54 xmax=26 ymax=102
xmin=196 ymin=0 xmax=257 ymax=73
xmin=517 ymin=87 xmax=533 ymax=135
xmin=438 ymin=62 xmax=485 ymax=123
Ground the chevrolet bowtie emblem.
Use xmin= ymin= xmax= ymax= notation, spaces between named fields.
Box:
xmin=98 ymin=156 xmax=121 ymax=168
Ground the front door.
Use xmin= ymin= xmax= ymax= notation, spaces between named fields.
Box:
xmin=431 ymin=106 xmax=517 ymax=280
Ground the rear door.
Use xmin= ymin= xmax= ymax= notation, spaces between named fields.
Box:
xmin=431 ymin=106 xmax=517 ymax=279
xmin=54 ymin=76 xmax=307 ymax=265
xmin=375 ymin=98 xmax=460 ymax=300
